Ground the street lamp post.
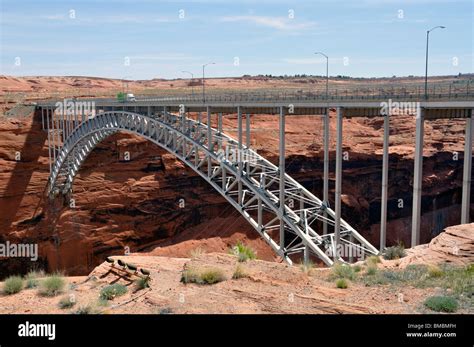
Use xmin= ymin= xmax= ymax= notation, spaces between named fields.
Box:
xmin=315 ymin=52 xmax=330 ymax=235
xmin=315 ymin=52 xmax=329 ymax=100
xmin=181 ymin=71 xmax=194 ymax=97
xmin=121 ymin=76 xmax=132 ymax=103
xmin=202 ymin=62 xmax=215 ymax=103
xmin=424 ymin=26 xmax=446 ymax=100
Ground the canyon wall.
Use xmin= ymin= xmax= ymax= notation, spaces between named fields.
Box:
xmin=0 ymin=110 xmax=471 ymax=278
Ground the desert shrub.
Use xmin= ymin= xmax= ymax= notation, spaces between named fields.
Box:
xmin=353 ymin=265 xmax=362 ymax=273
xmin=399 ymin=265 xmax=429 ymax=282
xmin=200 ymin=269 xmax=226 ymax=284
xmin=366 ymin=265 xmax=378 ymax=276
xmin=3 ymin=276 xmax=24 ymax=295
xmin=383 ymin=244 xmax=406 ymax=260
xmin=75 ymin=305 xmax=92 ymax=314
xmin=39 ymin=274 xmax=66 ymax=297
xmin=424 ymin=296 xmax=458 ymax=313
xmin=231 ymin=242 xmax=256 ymax=262
xmin=58 ymin=295 xmax=76 ymax=309
xmin=336 ymin=278 xmax=348 ymax=289
xmin=440 ymin=265 xmax=473 ymax=296
xmin=25 ymin=270 xmax=44 ymax=289
xmin=181 ymin=267 xmax=226 ymax=285
xmin=181 ymin=267 xmax=201 ymax=284
xmin=360 ymin=274 xmax=389 ymax=286
xmin=366 ymin=256 xmax=381 ymax=266
xmin=331 ymin=262 xmax=356 ymax=280
xmin=74 ymin=303 xmax=101 ymax=315
xmin=360 ymin=265 xmax=423 ymax=287
xmin=381 ymin=270 xmax=401 ymax=282
xmin=358 ymin=264 xmax=473 ymax=296
xmin=99 ymin=284 xmax=128 ymax=300
xmin=427 ymin=265 xmax=444 ymax=278
xmin=97 ymin=299 xmax=109 ymax=307
xmin=135 ymin=277 xmax=150 ymax=290
xmin=232 ymin=265 xmax=249 ymax=279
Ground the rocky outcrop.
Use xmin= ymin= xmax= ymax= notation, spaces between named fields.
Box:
xmin=383 ymin=223 xmax=474 ymax=269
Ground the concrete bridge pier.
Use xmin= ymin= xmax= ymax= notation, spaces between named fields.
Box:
xmin=461 ymin=113 xmax=472 ymax=224
xmin=411 ymin=106 xmax=425 ymax=247
xmin=380 ymin=110 xmax=390 ymax=250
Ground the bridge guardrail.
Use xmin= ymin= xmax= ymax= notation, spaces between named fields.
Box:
xmin=33 ymin=81 xmax=474 ymax=105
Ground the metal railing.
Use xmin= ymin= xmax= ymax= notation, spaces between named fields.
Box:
xmin=31 ymin=80 xmax=473 ymax=106
xmin=136 ymin=82 xmax=474 ymax=103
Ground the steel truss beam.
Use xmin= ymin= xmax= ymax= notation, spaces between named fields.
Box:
xmin=47 ymin=110 xmax=379 ymax=265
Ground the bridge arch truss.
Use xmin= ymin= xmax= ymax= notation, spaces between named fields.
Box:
xmin=47 ymin=109 xmax=378 ymax=265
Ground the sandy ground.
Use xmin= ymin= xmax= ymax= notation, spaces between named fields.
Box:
xmin=0 ymin=251 xmax=471 ymax=315
xmin=2 ymin=224 xmax=471 ymax=315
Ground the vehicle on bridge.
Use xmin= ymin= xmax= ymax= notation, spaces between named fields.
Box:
xmin=116 ymin=92 xmax=136 ymax=102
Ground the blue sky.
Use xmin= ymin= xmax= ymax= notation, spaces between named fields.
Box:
xmin=1 ymin=0 xmax=472 ymax=79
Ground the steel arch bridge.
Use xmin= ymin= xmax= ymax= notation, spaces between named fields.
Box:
xmin=47 ymin=110 xmax=378 ymax=265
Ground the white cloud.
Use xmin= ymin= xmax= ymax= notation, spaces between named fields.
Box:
xmin=219 ymin=15 xmax=316 ymax=31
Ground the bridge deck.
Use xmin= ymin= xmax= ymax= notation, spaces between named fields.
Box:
xmin=36 ymin=98 xmax=474 ymax=119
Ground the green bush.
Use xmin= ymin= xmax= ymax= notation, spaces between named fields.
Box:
xmin=358 ymin=264 xmax=473 ymax=295
xmin=97 ymin=299 xmax=109 ymax=307
xmin=383 ymin=244 xmax=406 ymax=260
xmin=39 ymin=274 xmax=66 ymax=297
xmin=331 ymin=262 xmax=356 ymax=280
xmin=366 ymin=265 xmax=378 ymax=276
xmin=25 ymin=271 xmax=43 ymax=289
xmin=231 ymin=242 xmax=257 ymax=262
xmin=353 ymin=265 xmax=362 ymax=273
xmin=232 ymin=265 xmax=249 ymax=279
xmin=135 ymin=277 xmax=150 ymax=290
xmin=200 ymin=269 xmax=226 ymax=284
xmin=336 ymin=278 xmax=348 ymax=289
xmin=3 ymin=276 xmax=24 ymax=295
xmin=99 ymin=283 xmax=128 ymax=300
xmin=58 ymin=295 xmax=76 ymax=309
xmin=440 ymin=265 xmax=473 ymax=296
xmin=181 ymin=267 xmax=201 ymax=284
xmin=399 ymin=265 xmax=428 ymax=282
xmin=424 ymin=296 xmax=458 ymax=313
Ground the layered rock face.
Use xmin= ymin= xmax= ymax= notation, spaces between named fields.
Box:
xmin=0 ymin=110 xmax=471 ymax=278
